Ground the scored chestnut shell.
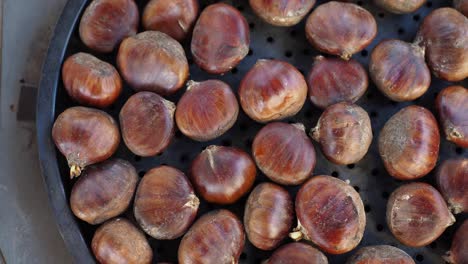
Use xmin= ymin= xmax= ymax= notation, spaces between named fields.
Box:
xmin=386 ymin=182 xmax=455 ymax=247
xmin=239 ymin=59 xmax=308 ymax=123
xmin=305 ymin=1 xmax=377 ymax=60
xmin=378 ymin=105 xmax=440 ymax=180
xmin=265 ymin=243 xmax=328 ymax=264
xmin=454 ymin=0 xmax=468 ymax=16
xmin=92 ymin=218 xmax=153 ymax=264
xmin=70 ymin=159 xmax=138 ymax=225
xmin=117 ymin=31 xmax=189 ymax=95
xmin=244 ymin=182 xmax=293 ymax=250
xmin=249 ymin=0 xmax=316 ymax=26
xmin=346 ymin=245 xmax=415 ymax=264
xmin=142 ymin=0 xmax=199 ymax=41
xmin=134 ymin=166 xmax=199 ymax=240
xmin=175 ymin=80 xmax=239 ymax=141
xmin=52 ymin=106 xmax=120 ymax=178
xmin=178 ymin=209 xmax=245 ymax=264
xmin=374 ymin=0 xmax=426 ymax=14
xmin=62 ymin=53 xmax=122 ymax=108
xmin=307 ymin=56 xmax=368 ymax=109
xmin=415 ymin=8 xmax=468 ymax=81
xmin=120 ymin=92 xmax=175 ymax=157
xmin=191 ymin=3 xmax=250 ymax=74
xmin=370 ymin=39 xmax=431 ymax=102
xmin=436 ymin=86 xmax=468 ymax=148
xmin=311 ymin=102 xmax=372 ymax=165
xmin=79 ymin=0 xmax=138 ymax=53
xmin=436 ymin=159 xmax=468 ymax=214
xmin=291 ymin=175 xmax=366 ymax=254
xmin=253 ymin=122 xmax=316 ymax=185
xmin=445 ymin=220 xmax=468 ymax=264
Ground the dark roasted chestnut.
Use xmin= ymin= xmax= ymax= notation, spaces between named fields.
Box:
xmin=346 ymin=245 xmax=415 ymax=264
xmin=249 ymin=0 xmax=316 ymax=26
xmin=436 ymin=86 xmax=468 ymax=148
xmin=454 ymin=0 xmax=468 ymax=16
xmin=444 ymin=220 xmax=468 ymax=264
xmin=436 ymin=159 xmax=468 ymax=214
xmin=266 ymin=242 xmax=328 ymax=264
xmin=374 ymin=0 xmax=426 ymax=14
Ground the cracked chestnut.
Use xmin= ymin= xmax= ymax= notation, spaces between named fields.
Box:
xmin=249 ymin=0 xmax=316 ymax=26
xmin=436 ymin=86 xmax=468 ymax=148
xmin=436 ymin=159 xmax=468 ymax=214
xmin=346 ymin=245 xmax=415 ymax=264
xmin=266 ymin=243 xmax=328 ymax=264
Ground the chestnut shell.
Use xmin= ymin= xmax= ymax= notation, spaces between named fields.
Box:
xmin=436 ymin=159 xmax=468 ymax=214
xmin=266 ymin=243 xmax=328 ymax=264
xmin=445 ymin=220 xmax=468 ymax=264
xmin=249 ymin=0 xmax=316 ymax=26
xmin=346 ymin=245 xmax=415 ymax=264
xmin=374 ymin=0 xmax=426 ymax=14
xmin=436 ymin=86 xmax=468 ymax=148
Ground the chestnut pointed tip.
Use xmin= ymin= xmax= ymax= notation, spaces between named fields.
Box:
xmin=291 ymin=123 xmax=306 ymax=132
xmin=289 ymin=230 xmax=303 ymax=241
xmin=443 ymin=251 xmax=455 ymax=264
xmin=309 ymin=127 xmax=320 ymax=142
xmin=70 ymin=164 xmax=82 ymax=179
xmin=184 ymin=194 xmax=200 ymax=209
xmin=186 ymin=80 xmax=199 ymax=90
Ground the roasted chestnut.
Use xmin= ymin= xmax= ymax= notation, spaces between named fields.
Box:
xmin=346 ymin=245 xmax=415 ymax=264
xmin=436 ymin=86 xmax=468 ymax=148
xmin=244 ymin=182 xmax=293 ymax=250
xmin=191 ymin=3 xmax=250 ymax=74
xmin=311 ymin=102 xmax=372 ymax=165
xmin=444 ymin=220 xmax=468 ymax=264
xmin=253 ymin=122 xmax=316 ymax=185
xmin=52 ymin=106 xmax=120 ymax=178
xmin=291 ymin=175 xmax=366 ymax=254
xmin=454 ymin=0 xmax=468 ymax=16
xmin=117 ymin=31 xmax=189 ymax=95
xmin=266 ymin=243 xmax=328 ymax=264
xmin=370 ymin=39 xmax=431 ymax=102
xmin=92 ymin=218 xmax=153 ymax=264
xmin=134 ymin=166 xmax=199 ymax=239
xmin=307 ymin=56 xmax=368 ymax=109
xmin=190 ymin=145 xmax=256 ymax=204
xmin=79 ymin=0 xmax=138 ymax=53
xmin=70 ymin=159 xmax=137 ymax=225
xmin=120 ymin=92 xmax=175 ymax=157
xmin=305 ymin=1 xmax=377 ymax=60
xmin=387 ymin=182 xmax=455 ymax=247
xmin=378 ymin=106 xmax=440 ymax=180
xmin=142 ymin=0 xmax=199 ymax=41
xmin=239 ymin=59 xmax=307 ymax=123
xmin=249 ymin=0 xmax=316 ymax=26
xmin=175 ymin=80 xmax=239 ymax=141
xmin=178 ymin=209 xmax=245 ymax=264
xmin=436 ymin=159 xmax=468 ymax=214
xmin=415 ymin=8 xmax=468 ymax=81
xmin=374 ymin=0 xmax=426 ymax=14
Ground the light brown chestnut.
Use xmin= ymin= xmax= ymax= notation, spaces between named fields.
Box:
xmin=305 ymin=1 xmax=377 ymax=60
xmin=311 ymin=102 xmax=372 ymax=165
xmin=454 ymin=0 xmax=468 ymax=16
xmin=370 ymin=39 xmax=431 ymax=102
xmin=239 ymin=59 xmax=307 ymax=123
xmin=346 ymin=245 xmax=415 ymax=264
xmin=142 ymin=0 xmax=199 ymax=41
xmin=79 ymin=0 xmax=139 ymax=53
xmin=444 ymin=220 xmax=468 ymax=264
xmin=117 ymin=31 xmax=189 ymax=95
xmin=191 ymin=3 xmax=250 ymax=74
xmin=378 ymin=106 xmax=440 ymax=180
xmin=291 ymin=175 xmax=366 ymax=254
xmin=249 ymin=0 xmax=316 ymax=26
xmin=307 ymin=56 xmax=368 ymax=109
xmin=175 ymin=80 xmax=239 ymax=141
xmin=52 ymin=106 xmax=120 ymax=178
xmin=374 ymin=0 xmax=426 ymax=14
xmin=190 ymin=145 xmax=256 ymax=204
xmin=387 ymin=182 xmax=455 ymax=247
xmin=436 ymin=159 xmax=468 ymax=214
xmin=253 ymin=122 xmax=316 ymax=185
xmin=120 ymin=92 xmax=175 ymax=157
xmin=436 ymin=86 xmax=468 ymax=148
xmin=70 ymin=159 xmax=137 ymax=225
xmin=92 ymin=218 xmax=153 ymax=264
xmin=134 ymin=166 xmax=199 ymax=240
xmin=244 ymin=182 xmax=293 ymax=250
xmin=266 ymin=243 xmax=328 ymax=264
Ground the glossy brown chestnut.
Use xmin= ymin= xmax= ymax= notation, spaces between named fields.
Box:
xmin=346 ymin=245 xmax=415 ymax=264
xmin=70 ymin=159 xmax=137 ymax=225
xmin=311 ymin=102 xmax=372 ymax=165
xmin=191 ymin=3 xmax=250 ymax=74
xmin=178 ymin=209 xmax=245 ymax=264
xmin=378 ymin=105 xmax=440 ymax=180
xmin=436 ymin=159 xmax=468 ymax=214
xmin=305 ymin=1 xmax=377 ymax=60
xmin=117 ymin=31 xmax=189 ymax=95
xmin=266 ymin=242 xmax=328 ymax=264
xmin=374 ymin=0 xmax=426 ymax=14
xmin=52 ymin=106 xmax=120 ymax=178
xmin=190 ymin=145 xmax=256 ymax=204
xmin=307 ymin=56 xmax=368 ymax=109
xmin=239 ymin=59 xmax=308 ymax=123
xmin=415 ymin=8 xmax=468 ymax=81
xmin=142 ymin=0 xmax=199 ymax=41
xmin=120 ymin=92 xmax=175 ymax=157
xmin=249 ymin=0 xmax=316 ymax=26
xmin=175 ymin=80 xmax=239 ymax=141
xmin=244 ymin=182 xmax=293 ymax=250
xmin=62 ymin=53 xmax=122 ymax=108
xmin=134 ymin=166 xmax=199 ymax=240
xmin=445 ymin=220 xmax=468 ymax=264
xmin=291 ymin=175 xmax=366 ymax=254
xmin=253 ymin=122 xmax=316 ymax=185
xmin=370 ymin=39 xmax=431 ymax=102
xmin=436 ymin=86 xmax=468 ymax=148
xmin=92 ymin=218 xmax=153 ymax=264
xmin=387 ymin=182 xmax=455 ymax=247
xmin=454 ymin=0 xmax=468 ymax=16
xmin=79 ymin=0 xmax=138 ymax=53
